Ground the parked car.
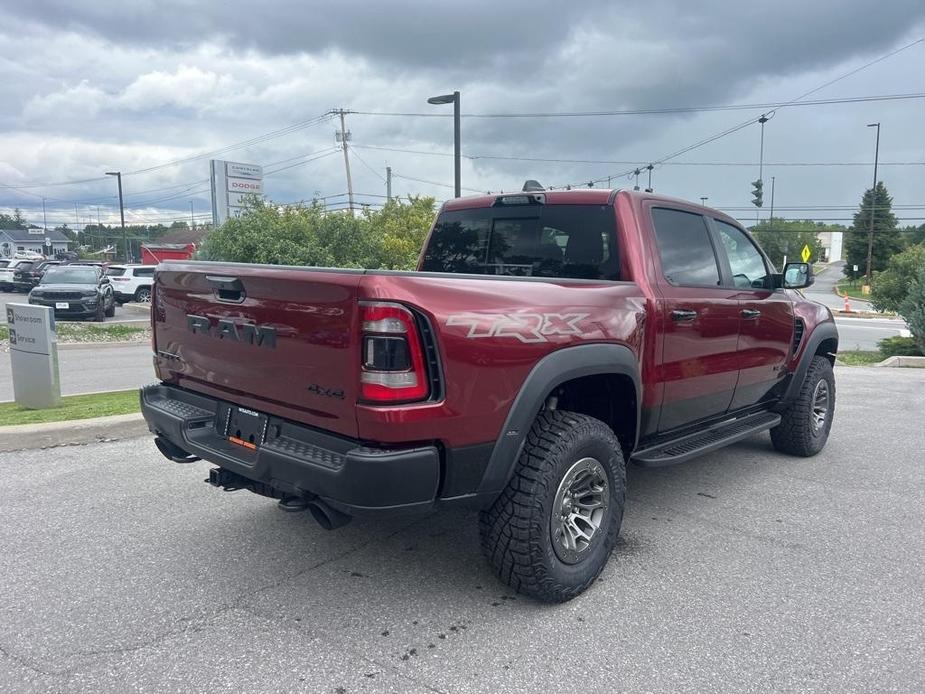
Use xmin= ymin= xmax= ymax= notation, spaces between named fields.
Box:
xmin=29 ymin=265 xmax=116 ymax=321
xmin=13 ymin=259 xmax=61 ymax=291
xmin=141 ymin=186 xmax=837 ymax=602
xmin=105 ymin=264 xmax=155 ymax=303
xmin=0 ymin=258 xmax=39 ymax=291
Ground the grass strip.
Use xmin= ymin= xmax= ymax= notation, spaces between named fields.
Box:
xmin=836 ymin=350 xmax=883 ymax=366
xmin=0 ymin=390 xmax=140 ymax=426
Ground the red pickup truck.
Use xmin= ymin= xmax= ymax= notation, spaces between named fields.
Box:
xmin=141 ymin=187 xmax=837 ymax=601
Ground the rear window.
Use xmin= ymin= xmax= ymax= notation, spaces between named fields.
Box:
xmin=421 ymin=204 xmax=619 ymax=280
xmin=105 ymin=267 xmax=126 ymax=277
xmin=133 ymin=267 xmax=155 ymax=277
xmin=17 ymin=262 xmax=34 ymax=272
xmin=0 ymin=261 xmax=9 ymax=269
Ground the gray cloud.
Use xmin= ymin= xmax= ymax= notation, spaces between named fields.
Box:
xmin=1 ymin=2 xmax=924 ymax=229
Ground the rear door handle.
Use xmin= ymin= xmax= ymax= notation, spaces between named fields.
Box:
xmin=741 ymin=309 xmax=761 ymax=320
xmin=671 ymin=309 xmax=698 ymax=322
xmin=206 ymin=275 xmax=246 ymax=303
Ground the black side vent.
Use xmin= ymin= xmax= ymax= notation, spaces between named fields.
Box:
xmin=792 ymin=319 xmax=805 ymax=356
xmin=414 ymin=311 xmax=444 ymax=401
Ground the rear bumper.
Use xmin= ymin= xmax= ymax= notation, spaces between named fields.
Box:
xmin=140 ymin=383 xmax=442 ymax=517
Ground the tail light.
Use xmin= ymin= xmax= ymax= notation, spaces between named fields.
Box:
xmin=359 ymin=301 xmax=428 ymax=403
xmin=150 ymin=282 xmax=158 ymax=354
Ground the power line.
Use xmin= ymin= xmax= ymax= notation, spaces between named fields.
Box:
xmin=352 ymin=91 xmax=925 ymax=119
xmin=352 ymin=143 xmax=924 ymax=168
xmin=559 ymin=35 xmax=925 ymax=189
xmin=390 ymin=171 xmax=483 ymax=193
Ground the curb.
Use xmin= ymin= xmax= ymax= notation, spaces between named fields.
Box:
xmin=0 ymin=413 xmax=148 ymax=453
xmin=875 ymin=355 xmax=925 ymax=368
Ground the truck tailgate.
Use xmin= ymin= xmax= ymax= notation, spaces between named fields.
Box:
xmin=153 ymin=262 xmax=363 ymax=438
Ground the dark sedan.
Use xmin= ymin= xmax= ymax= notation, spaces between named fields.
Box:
xmin=28 ymin=266 xmax=116 ymax=321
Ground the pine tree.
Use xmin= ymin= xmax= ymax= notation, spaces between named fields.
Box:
xmin=843 ymin=181 xmax=902 ymax=280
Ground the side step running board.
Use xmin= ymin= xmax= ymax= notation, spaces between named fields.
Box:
xmin=631 ymin=411 xmax=781 ymax=467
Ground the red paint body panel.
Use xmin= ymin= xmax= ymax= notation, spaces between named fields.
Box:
xmin=152 ymin=189 xmax=836 ymax=454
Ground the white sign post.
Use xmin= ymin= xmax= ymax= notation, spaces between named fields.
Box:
xmin=210 ymin=160 xmax=264 ymax=226
xmin=7 ymin=303 xmax=60 ymax=409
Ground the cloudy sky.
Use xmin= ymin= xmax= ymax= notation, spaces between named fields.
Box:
xmin=1 ymin=1 xmax=924 ymax=230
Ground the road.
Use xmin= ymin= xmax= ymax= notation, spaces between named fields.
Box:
xmin=0 ymin=343 xmax=152 ymax=401
xmin=834 ymin=316 xmax=910 ymax=351
xmin=805 ymin=260 xmax=872 ymax=311
xmin=1 ymin=366 xmax=922 ymax=693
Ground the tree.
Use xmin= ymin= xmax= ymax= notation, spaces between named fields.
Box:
xmin=870 ymin=243 xmax=925 ymax=313
xmin=750 ymin=218 xmax=828 ymax=269
xmin=0 ymin=208 xmax=28 ymax=230
xmin=899 ymin=265 xmax=925 ymax=354
xmin=842 ymin=181 xmax=902 ymax=281
xmin=199 ymin=197 xmax=438 ymax=269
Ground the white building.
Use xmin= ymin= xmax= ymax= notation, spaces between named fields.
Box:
xmin=0 ymin=228 xmax=70 ymax=258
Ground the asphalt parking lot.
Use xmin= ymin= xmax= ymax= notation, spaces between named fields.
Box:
xmin=1 ymin=366 xmax=923 ymax=693
xmin=0 ymin=291 xmax=148 ymax=325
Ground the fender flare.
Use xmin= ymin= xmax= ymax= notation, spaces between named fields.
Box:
xmin=781 ymin=320 xmax=839 ymax=405
xmin=476 ymin=343 xmax=640 ymax=497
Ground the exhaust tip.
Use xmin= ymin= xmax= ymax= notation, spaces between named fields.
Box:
xmin=154 ymin=437 xmax=200 ymax=464
xmin=307 ymin=500 xmax=351 ymax=530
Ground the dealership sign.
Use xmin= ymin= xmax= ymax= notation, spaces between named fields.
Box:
xmin=7 ymin=303 xmax=60 ymax=409
xmin=210 ymin=160 xmax=264 ymax=225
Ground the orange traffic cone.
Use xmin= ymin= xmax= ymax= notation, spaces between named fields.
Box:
xmin=843 ymin=292 xmax=851 ymax=313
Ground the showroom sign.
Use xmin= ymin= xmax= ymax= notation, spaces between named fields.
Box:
xmin=7 ymin=303 xmax=60 ymax=409
xmin=210 ymin=160 xmax=264 ymax=226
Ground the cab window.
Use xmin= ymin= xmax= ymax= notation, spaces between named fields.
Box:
xmin=714 ymin=221 xmax=770 ymax=289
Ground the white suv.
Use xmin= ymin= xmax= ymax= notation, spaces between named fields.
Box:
xmin=105 ymin=264 xmax=156 ymax=303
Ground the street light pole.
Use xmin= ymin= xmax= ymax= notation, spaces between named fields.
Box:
xmin=427 ymin=91 xmax=461 ymax=197
xmin=865 ymin=122 xmax=880 ymax=288
xmin=106 ymin=171 xmax=127 ymax=262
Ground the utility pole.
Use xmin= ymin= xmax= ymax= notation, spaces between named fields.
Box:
xmin=386 ymin=166 xmax=392 ymax=202
xmin=757 ymin=114 xmax=769 ymax=226
xmin=106 ymin=171 xmax=127 ymax=262
xmin=865 ymin=122 xmax=881 ymax=289
xmin=42 ymin=197 xmax=47 ymax=231
xmin=189 ymin=200 xmax=195 ymax=228
xmin=768 ymin=176 xmax=776 ymax=232
xmin=700 ymin=196 xmax=708 ymax=207
xmin=334 ymin=109 xmax=355 ymax=213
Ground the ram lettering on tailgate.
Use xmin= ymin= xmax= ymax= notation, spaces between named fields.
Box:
xmin=446 ymin=312 xmax=589 ymax=343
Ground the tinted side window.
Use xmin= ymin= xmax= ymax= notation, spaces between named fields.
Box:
xmin=714 ymin=221 xmax=769 ymax=289
xmin=133 ymin=268 xmax=155 ymax=277
xmin=651 ymin=208 xmax=720 ymax=286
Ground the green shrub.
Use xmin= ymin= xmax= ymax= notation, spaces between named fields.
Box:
xmin=878 ymin=336 xmax=923 ymax=357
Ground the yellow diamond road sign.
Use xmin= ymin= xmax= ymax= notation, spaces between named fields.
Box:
xmin=801 ymin=244 xmax=812 ymax=263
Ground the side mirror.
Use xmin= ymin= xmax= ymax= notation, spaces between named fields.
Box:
xmin=782 ymin=262 xmax=814 ymax=289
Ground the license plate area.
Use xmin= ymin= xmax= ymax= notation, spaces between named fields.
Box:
xmin=55 ymin=302 xmax=69 ymax=309
xmin=222 ymin=406 xmax=268 ymax=450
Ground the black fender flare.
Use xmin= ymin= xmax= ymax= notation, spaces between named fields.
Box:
xmin=780 ymin=320 xmax=839 ymax=405
xmin=476 ymin=343 xmax=640 ymax=498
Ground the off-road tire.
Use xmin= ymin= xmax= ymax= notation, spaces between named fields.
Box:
xmin=771 ymin=355 xmax=835 ymax=457
xmin=479 ymin=410 xmax=626 ymax=602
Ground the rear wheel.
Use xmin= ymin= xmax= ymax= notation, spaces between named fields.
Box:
xmin=479 ymin=410 xmax=625 ymax=602
xmin=135 ymin=286 xmax=152 ymax=303
xmin=771 ymin=355 xmax=835 ymax=456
